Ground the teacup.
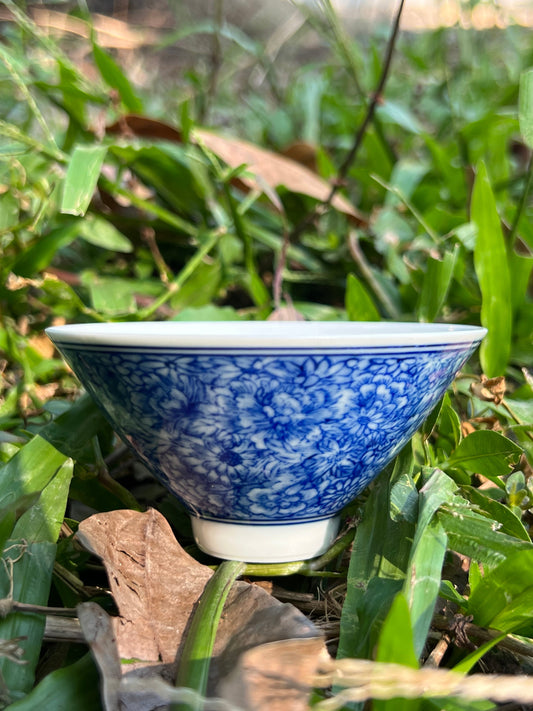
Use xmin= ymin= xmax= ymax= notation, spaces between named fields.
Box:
xmin=46 ymin=321 xmax=486 ymax=562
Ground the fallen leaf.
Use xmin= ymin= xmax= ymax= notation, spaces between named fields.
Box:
xmin=218 ymin=637 xmax=328 ymax=711
xmin=76 ymin=508 xmax=212 ymax=664
xmin=78 ymin=602 xmax=122 ymax=711
xmin=470 ymin=375 xmax=506 ymax=405
xmin=267 ymin=305 xmax=306 ymax=321
xmin=107 ymin=115 xmax=364 ymax=223
xmin=76 ymin=508 xmax=327 ymax=711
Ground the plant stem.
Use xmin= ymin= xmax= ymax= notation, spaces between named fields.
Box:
xmin=173 ymin=559 xmax=245 ymax=711
xmin=136 ymin=229 xmax=223 ymax=320
xmin=242 ymin=526 xmax=355 ymax=578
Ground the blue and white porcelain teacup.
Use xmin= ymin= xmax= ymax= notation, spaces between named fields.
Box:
xmin=46 ymin=321 xmax=486 ymax=562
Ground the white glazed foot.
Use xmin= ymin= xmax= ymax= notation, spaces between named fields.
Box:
xmin=191 ymin=516 xmax=341 ymax=563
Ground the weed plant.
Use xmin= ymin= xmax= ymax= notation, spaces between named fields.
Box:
xmin=1 ymin=0 xmax=533 ymax=708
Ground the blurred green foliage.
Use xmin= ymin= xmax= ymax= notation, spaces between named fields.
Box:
xmin=1 ymin=1 xmax=533 ymax=708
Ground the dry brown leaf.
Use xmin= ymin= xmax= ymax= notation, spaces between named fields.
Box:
xmin=76 ymin=508 xmax=212 ymax=664
xmin=78 ymin=602 xmax=122 ymax=711
xmin=77 ymin=508 xmax=326 ymax=711
xmin=218 ymin=637 xmax=328 ymax=711
xmin=107 ymin=115 xmax=364 ymax=223
xmin=267 ymin=305 xmax=306 ymax=321
xmin=470 ymin=375 xmax=506 ymax=405
xmin=195 ymin=129 xmax=361 ymax=222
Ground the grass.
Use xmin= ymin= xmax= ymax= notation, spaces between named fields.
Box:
xmin=1 ymin=0 xmax=533 ymax=708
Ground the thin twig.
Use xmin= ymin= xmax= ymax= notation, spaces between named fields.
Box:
xmin=288 ymin=0 xmax=406 ymax=244
xmin=433 ymin=614 xmax=533 ymax=660
xmin=202 ymin=0 xmax=224 ymax=125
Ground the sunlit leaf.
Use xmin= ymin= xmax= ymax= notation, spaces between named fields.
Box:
xmin=0 ymin=541 xmax=57 ymax=699
xmin=444 ymin=430 xmax=522 ymax=482
xmin=471 ymin=161 xmax=511 ymax=376
xmin=418 ymin=246 xmax=458 ymax=322
xmin=519 ymin=68 xmax=533 ymax=149
xmin=346 ymin=273 xmax=380 ymax=321
xmin=78 ymin=214 xmax=133 ymax=253
xmin=92 ymin=40 xmax=143 ymax=113
xmin=466 ymin=549 xmax=533 ymax=635
xmin=61 ymin=144 xmax=107 ymax=216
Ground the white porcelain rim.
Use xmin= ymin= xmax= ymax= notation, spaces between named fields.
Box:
xmin=46 ymin=321 xmax=487 ymax=348
xmin=190 ymin=516 xmax=341 ymax=563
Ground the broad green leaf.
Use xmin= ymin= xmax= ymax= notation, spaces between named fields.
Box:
xmin=61 ymin=144 xmax=107 ymax=216
xmin=519 ymin=68 xmax=533 ymax=149
xmin=346 ymin=273 xmax=380 ymax=321
xmin=39 ymin=394 xmax=108 ymax=462
xmin=6 ymin=653 xmax=101 ymax=711
xmin=172 ymin=305 xmax=243 ymax=321
xmin=92 ymin=40 xmax=143 ymax=113
xmin=418 ymin=246 xmax=458 ymax=323
xmin=84 ymin=275 xmax=137 ymax=314
xmin=0 ymin=541 xmax=57 ymax=699
xmin=444 ymin=430 xmax=522 ymax=483
xmin=507 ymin=249 xmax=533 ymax=316
xmin=460 ymin=485 xmax=530 ymax=542
xmin=78 ymin=214 xmax=133 ymax=253
xmin=437 ymin=506 xmax=531 ymax=567
xmin=11 ymin=222 xmax=81 ymax=277
xmin=0 ymin=436 xmax=67 ymax=518
xmin=466 ymin=549 xmax=533 ymax=634
xmin=377 ymin=100 xmax=423 ymax=134
xmin=439 ymin=579 xmax=468 ymax=609
xmin=471 ymin=161 xmax=511 ymax=376
xmin=468 ymin=561 xmax=483 ymax=595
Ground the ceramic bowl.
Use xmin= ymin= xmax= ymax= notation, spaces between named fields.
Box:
xmin=46 ymin=321 xmax=486 ymax=563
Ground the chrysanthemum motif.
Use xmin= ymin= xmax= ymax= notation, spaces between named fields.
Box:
xmin=62 ymin=345 xmax=474 ymax=522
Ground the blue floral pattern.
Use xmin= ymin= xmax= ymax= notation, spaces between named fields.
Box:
xmin=58 ymin=344 xmax=477 ymax=523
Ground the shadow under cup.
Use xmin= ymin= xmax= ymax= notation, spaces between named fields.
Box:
xmin=46 ymin=321 xmax=486 ymax=563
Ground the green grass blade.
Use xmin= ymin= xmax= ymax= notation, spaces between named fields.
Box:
xmin=92 ymin=39 xmax=143 ymax=113
xmin=417 ymin=246 xmax=458 ymax=323
xmin=404 ymin=519 xmax=447 ymax=658
xmin=0 ymin=437 xmax=68 ymax=517
xmin=374 ymin=593 xmax=420 ymax=711
xmin=173 ymin=560 xmax=245 ymax=711
xmin=338 ymin=452 xmax=416 ymax=661
xmin=401 ymin=470 xmax=452 ymax=657
xmin=346 ymin=273 xmax=381 ymax=321
xmin=0 ymin=541 xmax=57 ymax=700
xmin=61 ymin=144 xmax=107 ymax=216
xmin=471 ymin=161 xmax=512 ymax=377
xmin=12 ymin=459 xmax=73 ymax=543
xmin=519 ymin=68 xmax=533 ymax=149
